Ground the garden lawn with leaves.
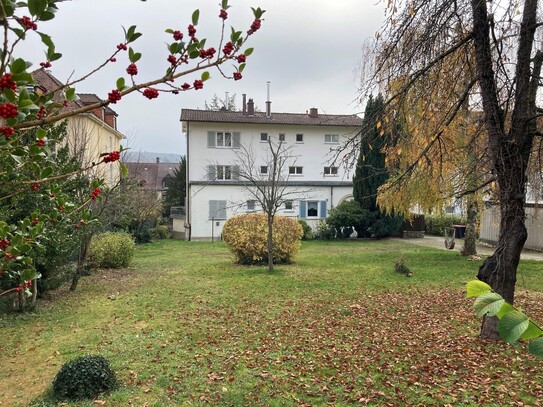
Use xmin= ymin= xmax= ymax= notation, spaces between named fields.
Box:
xmin=1 ymin=239 xmax=542 ymax=406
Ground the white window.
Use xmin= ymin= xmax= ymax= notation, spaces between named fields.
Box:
xmin=260 ymin=165 xmax=268 ymax=174
xmin=284 ymin=200 xmax=293 ymax=210
xmin=247 ymin=200 xmax=256 ymax=211
xmin=289 ymin=166 xmax=303 ymax=175
xmin=307 ymin=201 xmax=318 ymax=217
xmin=279 ymin=133 xmax=286 ymax=142
xmin=296 ymin=133 xmax=304 ymax=143
xmin=217 ymin=165 xmax=232 ymax=180
xmin=260 ymin=132 xmax=269 ymax=142
xmin=324 ymin=166 xmax=338 ymax=176
xmin=325 ymin=134 xmax=339 ymax=144
xmin=217 ymin=132 xmax=232 ymax=147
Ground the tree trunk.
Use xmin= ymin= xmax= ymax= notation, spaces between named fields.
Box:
xmin=461 ymin=198 xmax=478 ymax=256
xmin=267 ymin=215 xmax=274 ymax=272
xmin=477 ymin=152 xmax=528 ymax=339
xmin=71 ymin=233 xmax=92 ymax=292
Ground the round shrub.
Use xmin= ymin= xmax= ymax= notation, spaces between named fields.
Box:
xmin=88 ymin=231 xmax=136 ymax=269
xmin=151 ymin=224 xmax=170 ymax=240
xmin=298 ymin=219 xmax=314 ymax=240
xmin=52 ymin=355 xmax=118 ymax=401
xmin=222 ymin=213 xmax=303 ymax=265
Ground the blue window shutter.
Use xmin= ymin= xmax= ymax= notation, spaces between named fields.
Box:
xmin=299 ymin=201 xmax=306 ymax=219
xmin=207 ymin=131 xmax=216 ymax=148
xmin=320 ymin=201 xmax=328 ymax=218
xmin=233 ymin=132 xmax=241 ymax=148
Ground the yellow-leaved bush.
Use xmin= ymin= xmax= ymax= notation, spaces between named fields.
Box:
xmin=222 ymin=213 xmax=303 ymax=265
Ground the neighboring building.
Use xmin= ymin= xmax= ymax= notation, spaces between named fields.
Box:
xmin=32 ymin=69 xmax=125 ymax=186
xmin=181 ymin=98 xmax=363 ymax=240
xmin=124 ymin=158 xmax=177 ymax=199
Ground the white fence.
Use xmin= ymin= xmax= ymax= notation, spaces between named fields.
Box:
xmin=480 ymin=204 xmax=543 ymax=251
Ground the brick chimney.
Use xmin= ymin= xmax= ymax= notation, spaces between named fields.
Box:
xmin=309 ymin=107 xmax=318 ymax=118
xmin=247 ymin=98 xmax=255 ymax=115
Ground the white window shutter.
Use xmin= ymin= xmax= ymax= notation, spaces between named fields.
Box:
xmin=207 ymin=131 xmax=216 ymax=147
xmin=233 ymin=132 xmax=241 ymax=148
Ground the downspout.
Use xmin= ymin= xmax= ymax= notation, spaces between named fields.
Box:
xmin=186 ymin=121 xmax=192 ymax=241
xmin=330 ymin=185 xmax=334 ymax=209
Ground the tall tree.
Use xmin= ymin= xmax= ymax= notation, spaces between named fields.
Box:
xmin=364 ymin=0 xmax=541 ymax=339
xmin=162 ymin=156 xmax=186 ymax=218
xmin=353 ymin=94 xmax=402 ymax=238
xmin=205 ymin=93 xmax=237 ymax=111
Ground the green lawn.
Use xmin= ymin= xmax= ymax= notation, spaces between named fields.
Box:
xmin=1 ymin=239 xmax=542 ymax=406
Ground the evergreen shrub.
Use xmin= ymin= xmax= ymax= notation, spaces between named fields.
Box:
xmin=52 ymin=355 xmax=118 ymax=401
xmin=222 ymin=213 xmax=303 ymax=264
xmin=88 ymin=232 xmax=136 ymax=269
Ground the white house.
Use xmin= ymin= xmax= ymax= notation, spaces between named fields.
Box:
xmin=180 ymin=98 xmax=363 ymax=240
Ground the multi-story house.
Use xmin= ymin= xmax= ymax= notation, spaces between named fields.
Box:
xmin=181 ymin=97 xmax=363 ymax=240
xmin=32 ymin=69 xmax=125 ymax=186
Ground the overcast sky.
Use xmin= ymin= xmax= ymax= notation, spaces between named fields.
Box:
xmin=19 ymin=0 xmax=385 ymax=156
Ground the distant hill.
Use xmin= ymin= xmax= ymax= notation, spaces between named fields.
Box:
xmin=122 ymin=151 xmax=183 ymax=163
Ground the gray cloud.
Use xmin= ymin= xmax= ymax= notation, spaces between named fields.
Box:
xmin=19 ymin=0 xmax=384 ymax=155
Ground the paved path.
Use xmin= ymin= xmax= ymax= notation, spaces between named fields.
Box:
xmin=393 ymin=235 xmax=543 ymax=261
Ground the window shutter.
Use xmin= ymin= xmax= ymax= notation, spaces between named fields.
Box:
xmin=232 ymin=165 xmax=240 ymax=180
xmin=207 ymin=131 xmax=216 ymax=148
xmin=209 ymin=200 xmax=217 ymax=219
xmin=232 ymin=132 xmax=241 ymax=148
xmin=218 ymin=201 xmax=227 ymax=219
xmin=320 ymin=201 xmax=328 ymax=218
xmin=207 ymin=165 xmax=216 ymax=181
xmin=299 ymin=201 xmax=306 ymax=219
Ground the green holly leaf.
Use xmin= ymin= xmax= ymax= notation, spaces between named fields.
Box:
xmin=498 ymin=310 xmax=530 ymax=344
xmin=116 ymin=77 xmax=126 ymax=91
xmin=28 ymin=0 xmax=47 ymax=16
xmin=473 ymin=292 xmax=505 ymax=318
xmin=201 ymin=71 xmax=210 ymax=81
xmin=192 ymin=9 xmax=200 ymax=25
xmin=244 ymin=48 xmax=254 ymax=56
xmin=10 ymin=58 xmax=28 ymax=75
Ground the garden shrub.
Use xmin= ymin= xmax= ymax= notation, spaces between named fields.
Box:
xmin=424 ymin=214 xmax=465 ymax=236
xmin=298 ymin=219 xmax=314 ymax=240
xmin=151 ymin=224 xmax=170 ymax=240
xmin=88 ymin=232 xmax=136 ymax=269
xmin=316 ymin=220 xmax=337 ymax=240
xmin=222 ymin=213 xmax=303 ymax=265
xmin=325 ymin=200 xmax=371 ymax=238
xmin=52 ymin=355 xmax=118 ymax=401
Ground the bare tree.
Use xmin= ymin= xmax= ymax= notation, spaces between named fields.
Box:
xmin=234 ymin=138 xmax=311 ymax=272
xmin=363 ymin=0 xmax=542 ymax=339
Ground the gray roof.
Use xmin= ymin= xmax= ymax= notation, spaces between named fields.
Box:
xmin=180 ymin=109 xmax=363 ymax=127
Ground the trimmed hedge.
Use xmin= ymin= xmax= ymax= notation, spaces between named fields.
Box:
xmin=424 ymin=214 xmax=466 ymax=236
xmin=52 ymin=355 xmax=118 ymax=401
xmin=88 ymin=231 xmax=136 ymax=269
xmin=222 ymin=213 xmax=303 ymax=265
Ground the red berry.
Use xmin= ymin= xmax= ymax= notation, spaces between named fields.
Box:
xmin=19 ymin=16 xmax=37 ymax=30
xmin=110 ymin=57 xmax=117 ymax=62
xmin=188 ymin=24 xmax=197 ymax=37
xmin=193 ymin=80 xmax=204 ymax=90
xmin=167 ymin=55 xmax=177 ymax=65
xmin=108 ymin=89 xmax=122 ymax=104
xmin=143 ymin=87 xmax=159 ymax=99
xmin=91 ymin=187 xmax=102 ymax=200
xmin=40 ymin=61 xmax=52 ymax=68
xmin=0 ymin=103 xmax=18 ymax=119
xmin=223 ymin=41 xmax=234 ymax=55
xmin=233 ymin=72 xmax=242 ymax=81
xmin=0 ymin=238 xmax=9 ymax=250
xmin=181 ymin=83 xmax=190 ymax=90
xmin=0 ymin=73 xmax=17 ymax=91
xmin=117 ymin=43 xmax=127 ymax=51
xmin=31 ymin=183 xmax=41 ymax=191
xmin=126 ymin=63 xmax=138 ymax=76
xmin=0 ymin=126 xmax=14 ymax=138
xmin=103 ymin=150 xmax=121 ymax=163
xmin=236 ymin=54 xmax=247 ymax=63
xmin=219 ymin=9 xmax=228 ymax=20
xmin=59 ymin=205 xmax=65 ymax=211
xmin=248 ymin=19 xmax=261 ymax=35
xmin=36 ymin=139 xmax=46 ymax=147
xmin=173 ymin=30 xmax=183 ymax=41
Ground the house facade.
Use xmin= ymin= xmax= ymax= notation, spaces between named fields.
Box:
xmin=181 ymin=99 xmax=363 ymax=240
xmin=32 ymin=70 xmax=125 ymax=186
